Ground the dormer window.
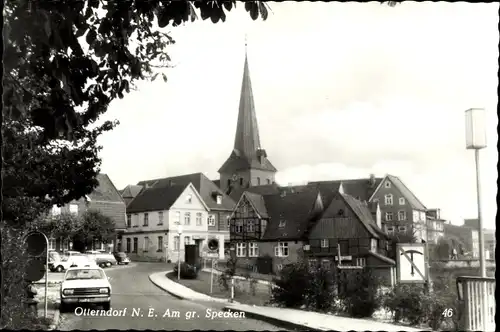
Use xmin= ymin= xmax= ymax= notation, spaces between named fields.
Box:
xmin=278 ymin=220 xmax=286 ymax=228
xmin=186 ymin=194 xmax=192 ymax=204
xmin=385 ymin=181 xmax=391 ymax=188
xmin=216 ymin=195 xmax=222 ymax=205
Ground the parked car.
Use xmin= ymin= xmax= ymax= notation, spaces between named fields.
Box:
xmin=112 ymin=252 xmax=131 ymax=265
xmin=85 ymin=251 xmax=117 ymax=268
xmin=59 ymin=265 xmax=112 ymax=312
xmin=51 ymin=255 xmax=96 ymax=272
xmin=48 ymin=251 xmax=61 ymax=271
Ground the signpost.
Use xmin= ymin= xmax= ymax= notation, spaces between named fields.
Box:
xmin=396 ymin=243 xmax=429 ymax=285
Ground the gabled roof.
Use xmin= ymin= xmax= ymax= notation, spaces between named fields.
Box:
xmin=243 ymin=191 xmax=268 ymax=218
xmin=137 ymin=173 xmax=235 ymax=211
xmin=385 ymin=175 xmax=426 ymax=210
xmin=126 ymin=184 xmax=187 ymax=214
xmin=308 ymin=177 xmax=383 ymax=204
xmin=321 ymin=191 xmax=387 ymax=239
xmin=261 ymin=189 xmax=322 ymax=240
xmin=228 ymin=183 xmax=281 ymax=202
xmin=88 ymin=174 xmax=125 ymax=203
xmin=120 ymin=185 xmax=143 ymax=199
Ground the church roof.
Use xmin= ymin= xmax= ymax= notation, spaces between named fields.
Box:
xmin=218 ymin=51 xmax=276 ymax=175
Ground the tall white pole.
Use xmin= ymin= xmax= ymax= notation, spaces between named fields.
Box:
xmin=474 ymin=149 xmax=486 ymax=278
xmin=43 ymin=233 xmax=48 ymax=319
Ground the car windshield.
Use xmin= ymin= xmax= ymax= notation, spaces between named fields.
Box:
xmin=116 ymin=253 xmax=127 ymax=257
xmin=65 ymin=269 xmax=105 ymax=280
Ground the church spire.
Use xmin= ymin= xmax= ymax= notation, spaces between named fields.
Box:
xmin=233 ymin=39 xmax=261 ymax=158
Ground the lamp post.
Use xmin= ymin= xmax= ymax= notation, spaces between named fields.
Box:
xmin=465 ymin=108 xmax=487 ymax=277
xmin=177 ymin=224 xmax=183 ymax=280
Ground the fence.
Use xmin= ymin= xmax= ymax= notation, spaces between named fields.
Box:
xmin=456 ymin=276 xmax=495 ymax=331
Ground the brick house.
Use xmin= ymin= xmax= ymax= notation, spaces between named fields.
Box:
xmin=48 ymin=173 xmax=127 ymax=252
xmin=229 ymin=188 xmax=324 ymax=274
xmin=135 ymin=173 xmax=235 ymax=254
xmin=305 ymin=191 xmax=395 ymax=286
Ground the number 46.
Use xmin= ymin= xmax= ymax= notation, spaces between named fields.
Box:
xmin=442 ymin=308 xmax=454 ymax=318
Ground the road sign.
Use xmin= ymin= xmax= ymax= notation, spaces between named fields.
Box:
xmin=204 ymin=252 xmax=219 ymax=258
xmin=25 ymin=257 xmax=46 ymax=282
xmin=25 ymin=232 xmax=47 ymax=256
xmin=396 ymin=243 xmax=428 ymax=284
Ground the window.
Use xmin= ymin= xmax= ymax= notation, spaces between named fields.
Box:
xmin=257 ymin=177 xmax=261 ymax=185
xmin=143 ymin=213 xmax=149 ymax=226
xmin=63 ymin=239 xmax=70 ymax=250
xmin=48 ymin=238 xmax=56 ymax=250
xmin=239 ymin=178 xmax=243 ymax=186
xmin=249 ymin=242 xmax=259 ymax=257
xmin=127 ymin=214 xmax=132 ymax=227
xmin=398 ymin=211 xmax=407 ymax=221
xmin=157 ymin=236 xmax=163 ymax=252
xmin=384 ymin=194 xmax=393 ymax=205
xmin=226 ymin=215 xmax=231 ymax=228
xmin=274 ymin=242 xmax=289 ymax=257
xmin=133 ymin=214 xmax=139 ymax=227
xmin=385 ymin=212 xmax=393 ymax=221
xmin=398 ymin=226 xmax=407 ymax=233
xmin=385 ymin=181 xmax=391 ymax=188
xmin=143 ymin=237 xmax=149 ymax=252
xmin=356 ymin=257 xmax=366 ymax=267
xmin=208 ymin=214 xmax=215 ymax=226
xmin=184 ymin=236 xmax=190 ymax=245
xmin=184 ymin=212 xmax=191 ymax=225
xmin=126 ymin=238 xmax=131 ymax=252
xmin=158 ymin=212 xmax=164 ymax=225
xmin=247 ymin=220 xmax=254 ymax=232
xmin=235 ymin=221 xmax=243 ymax=233
xmin=370 ymin=239 xmax=378 ymax=252
xmin=186 ymin=194 xmax=192 ymax=203
xmin=267 ymin=179 xmax=271 ymax=184
xmin=321 ymin=239 xmax=329 ymax=248
xmin=386 ymin=226 xmax=394 ymax=235
xmin=321 ymin=259 xmax=331 ymax=270
xmin=412 ymin=210 xmax=419 ymax=222
xmin=278 ymin=220 xmax=286 ymax=228
xmin=227 ymin=179 xmax=231 ymax=187
xmin=236 ymin=243 xmax=246 ymax=257
xmin=174 ymin=211 xmax=181 ymax=224
xmin=69 ymin=204 xmax=78 ymax=215
xmin=52 ymin=205 xmax=61 ymax=216
xmin=399 ymin=197 xmax=406 ymax=205
xmin=215 ymin=194 xmax=222 ymax=204
xmin=174 ymin=236 xmax=180 ymax=251
xmin=133 ymin=238 xmax=138 ymax=253
xmin=196 ymin=213 xmax=202 ymax=226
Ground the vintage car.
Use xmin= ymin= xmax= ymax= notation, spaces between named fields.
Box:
xmin=112 ymin=252 xmax=131 ymax=265
xmin=51 ymin=254 xmax=97 ymax=272
xmin=59 ymin=266 xmax=112 ymax=312
xmin=84 ymin=251 xmax=117 ymax=268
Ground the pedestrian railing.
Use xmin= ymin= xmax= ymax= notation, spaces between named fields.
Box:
xmin=456 ymin=276 xmax=496 ymax=331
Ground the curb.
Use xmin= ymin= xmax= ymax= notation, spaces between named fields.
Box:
xmin=148 ymin=271 xmax=233 ymax=304
xmin=222 ymin=306 xmax=326 ymax=331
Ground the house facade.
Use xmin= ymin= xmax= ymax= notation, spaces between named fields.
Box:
xmin=47 ymin=173 xmax=127 ymax=253
xmin=443 ymin=222 xmax=479 ymax=258
xmin=229 ymin=189 xmax=323 ymax=273
xmin=305 ymin=192 xmax=395 ymax=286
xmin=425 ymin=208 xmax=446 ymax=244
xmin=124 ymin=182 xmax=227 ymax=262
xmin=464 ymin=218 xmax=496 ymax=259
xmin=135 ymin=172 xmax=235 ymax=257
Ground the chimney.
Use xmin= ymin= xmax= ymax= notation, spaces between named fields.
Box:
xmin=369 ymin=173 xmax=376 ymax=187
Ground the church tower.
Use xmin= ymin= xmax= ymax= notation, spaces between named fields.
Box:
xmin=218 ymin=45 xmax=277 ymax=194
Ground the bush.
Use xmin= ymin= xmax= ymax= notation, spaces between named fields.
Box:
xmin=426 ymin=274 xmax=461 ymax=331
xmin=173 ymin=262 xmax=199 ymax=279
xmin=383 ymin=283 xmax=429 ymax=325
xmin=339 ymin=268 xmax=381 ymax=318
xmin=305 ymin=264 xmax=339 ymax=312
xmin=271 ymin=262 xmax=310 ymax=308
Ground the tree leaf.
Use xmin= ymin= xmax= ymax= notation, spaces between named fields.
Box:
xmin=162 ymin=73 xmax=168 ymax=82
xmin=152 ymin=73 xmax=159 ymax=81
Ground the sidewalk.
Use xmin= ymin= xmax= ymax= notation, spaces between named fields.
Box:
xmin=149 ymin=270 xmax=425 ymax=331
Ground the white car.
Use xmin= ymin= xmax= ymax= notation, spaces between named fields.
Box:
xmin=60 ymin=266 xmax=112 ymax=312
xmin=51 ymin=255 xmax=97 ymax=272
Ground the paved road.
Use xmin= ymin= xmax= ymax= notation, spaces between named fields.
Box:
xmin=57 ymin=263 xmax=283 ymax=331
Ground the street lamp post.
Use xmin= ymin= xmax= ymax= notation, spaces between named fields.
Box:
xmin=177 ymin=224 xmax=183 ymax=280
xmin=464 ymin=108 xmax=487 ymax=277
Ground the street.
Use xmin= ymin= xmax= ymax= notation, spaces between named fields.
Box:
xmin=57 ymin=263 xmax=283 ymax=331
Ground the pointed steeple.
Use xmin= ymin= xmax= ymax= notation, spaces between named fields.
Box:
xmin=233 ymin=44 xmax=261 ymax=159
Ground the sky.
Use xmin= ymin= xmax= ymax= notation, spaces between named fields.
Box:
xmin=94 ymin=2 xmax=499 ymax=229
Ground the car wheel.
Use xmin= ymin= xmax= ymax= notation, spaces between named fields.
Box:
xmin=124 ymin=262 xmax=129 ymax=265
xmin=99 ymin=263 xmax=107 ymax=268
xmin=56 ymin=265 xmax=64 ymax=272
xmin=106 ymin=262 xmax=112 ymax=267
xmin=102 ymin=302 xmax=111 ymax=311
